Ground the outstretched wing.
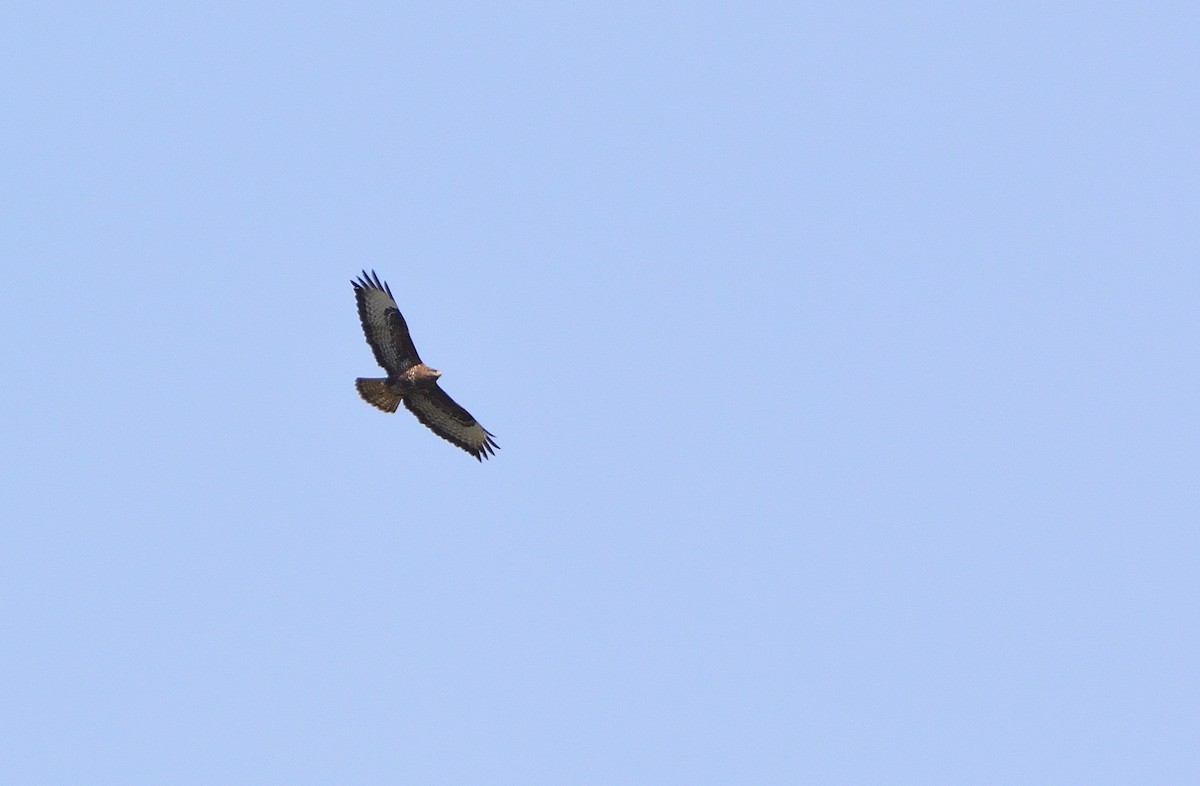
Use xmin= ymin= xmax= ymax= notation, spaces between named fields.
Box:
xmin=404 ymin=384 xmax=499 ymax=461
xmin=352 ymin=270 xmax=421 ymax=375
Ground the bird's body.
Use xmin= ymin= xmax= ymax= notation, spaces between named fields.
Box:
xmin=352 ymin=270 xmax=498 ymax=460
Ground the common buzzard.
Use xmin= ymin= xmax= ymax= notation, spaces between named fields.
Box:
xmin=352 ymin=270 xmax=498 ymax=461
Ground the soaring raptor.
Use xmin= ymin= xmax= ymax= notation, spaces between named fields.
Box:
xmin=352 ymin=270 xmax=498 ymax=461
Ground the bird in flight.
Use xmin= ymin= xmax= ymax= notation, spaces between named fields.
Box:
xmin=351 ymin=270 xmax=499 ymax=461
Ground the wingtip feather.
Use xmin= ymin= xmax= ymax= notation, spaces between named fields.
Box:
xmin=352 ymin=269 xmax=394 ymax=299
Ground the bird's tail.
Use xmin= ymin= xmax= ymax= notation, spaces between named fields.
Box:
xmin=355 ymin=378 xmax=401 ymax=413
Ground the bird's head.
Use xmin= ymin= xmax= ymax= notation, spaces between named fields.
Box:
xmin=412 ymin=363 xmax=442 ymax=383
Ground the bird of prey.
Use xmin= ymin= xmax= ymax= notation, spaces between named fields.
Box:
xmin=351 ymin=270 xmax=498 ymax=461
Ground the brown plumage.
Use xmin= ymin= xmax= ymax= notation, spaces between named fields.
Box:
xmin=352 ymin=270 xmax=499 ymax=461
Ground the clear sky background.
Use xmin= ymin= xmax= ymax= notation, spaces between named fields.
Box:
xmin=2 ymin=2 xmax=1197 ymax=783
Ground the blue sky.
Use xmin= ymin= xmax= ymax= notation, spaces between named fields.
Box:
xmin=2 ymin=2 xmax=1197 ymax=783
